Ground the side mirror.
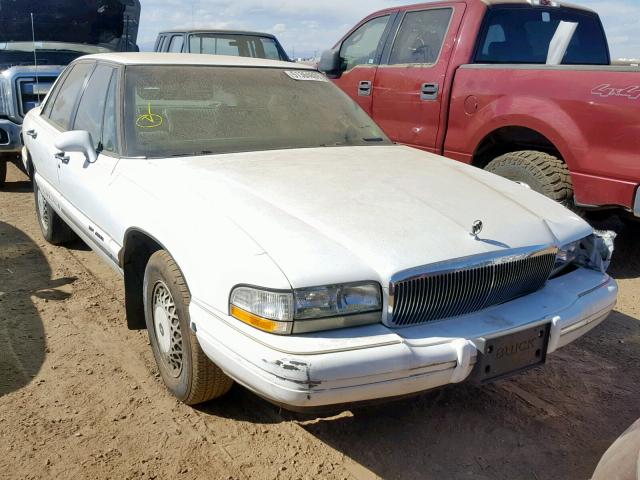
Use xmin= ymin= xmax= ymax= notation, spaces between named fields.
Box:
xmin=55 ymin=131 xmax=97 ymax=164
xmin=318 ymin=49 xmax=342 ymax=76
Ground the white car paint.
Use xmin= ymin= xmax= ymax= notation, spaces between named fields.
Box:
xmin=23 ymin=53 xmax=617 ymax=409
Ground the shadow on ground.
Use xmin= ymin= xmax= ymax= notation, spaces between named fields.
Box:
xmin=0 ymin=221 xmax=76 ymax=396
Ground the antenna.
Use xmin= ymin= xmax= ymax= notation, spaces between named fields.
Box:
xmin=30 ymin=12 xmax=41 ymax=105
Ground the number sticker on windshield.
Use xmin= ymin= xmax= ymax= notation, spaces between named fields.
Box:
xmin=284 ymin=71 xmax=328 ymax=82
xmin=136 ymin=103 xmax=164 ymax=129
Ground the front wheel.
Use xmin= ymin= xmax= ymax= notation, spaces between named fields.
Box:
xmin=144 ymin=250 xmax=233 ymax=405
xmin=485 ymin=150 xmax=574 ymax=208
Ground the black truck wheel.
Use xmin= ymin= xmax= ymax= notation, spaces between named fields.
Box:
xmin=0 ymin=158 xmax=6 ymax=188
xmin=485 ymin=151 xmax=573 ymax=208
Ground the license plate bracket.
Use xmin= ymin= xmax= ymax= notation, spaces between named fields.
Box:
xmin=472 ymin=323 xmax=551 ymax=383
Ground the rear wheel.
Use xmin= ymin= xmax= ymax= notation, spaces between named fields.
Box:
xmin=485 ymin=150 xmax=573 ymax=208
xmin=34 ymin=179 xmax=76 ymax=245
xmin=144 ymin=250 xmax=233 ymax=405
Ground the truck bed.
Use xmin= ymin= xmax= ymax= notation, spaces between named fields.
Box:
xmin=444 ymin=64 xmax=640 ymax=210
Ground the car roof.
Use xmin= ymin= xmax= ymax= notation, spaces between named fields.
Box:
xmin=80 ymin=52 xmax=310 ymax=69
xmin=159 ymin=29 xmax=278 ymax=39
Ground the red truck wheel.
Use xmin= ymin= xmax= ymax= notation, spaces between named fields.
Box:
xmin=486 ymin=151 xmax=573 ymax=208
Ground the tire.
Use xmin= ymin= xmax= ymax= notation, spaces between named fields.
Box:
xmin=34 ymin=179 xmax=77 ymax=245
xmin=485 ymin=151 xmax=573 ymax=208
xmin=144 ymin=250 xmax=233 ymax=405
xmin=0 ymin=159 xmax=6 ymax=188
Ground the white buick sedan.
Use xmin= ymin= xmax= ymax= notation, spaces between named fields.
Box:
xmin=22 ymin=53 xmax=617 ymax=410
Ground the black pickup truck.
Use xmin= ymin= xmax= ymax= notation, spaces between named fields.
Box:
xmin=0 ymin=0 xmax=140 ymax=187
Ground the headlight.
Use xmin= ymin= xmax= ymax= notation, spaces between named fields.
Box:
xmin=552 ymin=231 xmax=616 ymax=277
xmin=230 ymin=282 xmax=382 ymax=335
xmin=551 ymin=239 xmax=581 ymax=276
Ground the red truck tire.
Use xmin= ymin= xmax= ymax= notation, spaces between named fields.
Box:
xmin=485 ymin=151 xmax=573 ymax=208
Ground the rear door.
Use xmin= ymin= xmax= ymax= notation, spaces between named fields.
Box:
xmin=332 ymin=14 xmax=397 ymax=114
xmin=28 ymin=62 xmax=95 ymax=197
xmin=372 ymin=4 xmax=464 ymax=152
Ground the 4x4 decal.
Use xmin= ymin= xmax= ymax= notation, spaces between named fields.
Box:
xmin=592 ymin=84 xmax=640 ymax=100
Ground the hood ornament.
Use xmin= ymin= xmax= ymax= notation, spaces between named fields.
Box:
xmin=471 ymin=220 xmax=483 ymax=237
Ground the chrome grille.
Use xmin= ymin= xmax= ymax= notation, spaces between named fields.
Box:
xmin=388 ymin=247 xmax=558 ymax=327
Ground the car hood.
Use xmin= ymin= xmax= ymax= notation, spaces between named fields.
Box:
xmin=147 ymin=146 xmax=591 ymax=288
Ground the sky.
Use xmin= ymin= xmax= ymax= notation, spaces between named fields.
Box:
xmin=137 ymin=0 xmax=640 ymax=60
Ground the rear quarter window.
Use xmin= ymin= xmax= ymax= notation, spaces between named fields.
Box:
xmin=475 ymin=6 xmax=609 ymax=65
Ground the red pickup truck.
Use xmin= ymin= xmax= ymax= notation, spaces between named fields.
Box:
xmin=319 ymin=0 xmax=640 ymax=219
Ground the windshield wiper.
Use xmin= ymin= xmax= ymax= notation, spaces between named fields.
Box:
xmin=169 ymin=151 xmax=214 ymax=158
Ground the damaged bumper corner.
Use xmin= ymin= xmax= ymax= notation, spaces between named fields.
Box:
xmin=190 ymin=268 xmax=617 ymax=410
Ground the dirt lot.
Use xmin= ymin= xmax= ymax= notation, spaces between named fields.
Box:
xmin=1 ymin=162 xmax=639 ymax=480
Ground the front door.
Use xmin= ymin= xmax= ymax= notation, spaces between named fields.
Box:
xmin=372 ymin=5 xmax=463 ymax=153
xmin=332 ymin=14 xmax=395 ymax=115
xmin=57 ymin=64 xmax=122 ymax=262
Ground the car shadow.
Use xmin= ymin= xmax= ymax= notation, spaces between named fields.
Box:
xmin=0 ymin=221 xmax=76 ymax=396
xmin=196 ymin=309 xmax=640 ymax=480
xmin=295 ymin=310 xmax=640 ymax=480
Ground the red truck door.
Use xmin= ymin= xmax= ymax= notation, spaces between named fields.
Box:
xmin=332 ymin=14 xmax=396 ymax=114
xmin=371 ymin=4 xmax=465 ymax=153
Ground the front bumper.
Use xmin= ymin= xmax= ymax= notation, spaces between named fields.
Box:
xmin=0 ymin=119 xmax=22 ymax=153
xmin=191 ymin=268 xmax=617 ymax=410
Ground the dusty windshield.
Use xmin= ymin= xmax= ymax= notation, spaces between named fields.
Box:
xmin=189 ymin=34 xmax=285 ymax=61
xmin=124 ymin=66 xmax=391 ymax=158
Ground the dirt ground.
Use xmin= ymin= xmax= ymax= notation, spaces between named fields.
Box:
xmin=1 ymin=162 xmax=639 ymax=480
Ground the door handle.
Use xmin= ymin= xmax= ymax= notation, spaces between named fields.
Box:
xmin=358 ymin=80 xmax=373 ymax=97
xmin=26 ymin=129 xmax=37 ymax=139
xmin=55 ymin=151 xmax=70 ymax=164
xmin=421 ymin=83 xmax=439 ymax=101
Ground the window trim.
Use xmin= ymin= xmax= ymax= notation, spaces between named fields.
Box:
xmin=472 ymin=5 xmax=611 ymax=66
xmin=382 ymin=6 xmax=455 ymax=67
xmin=72 ymin=63 xmax=118 ymax=153
xmin=167 ymin=34 xmax=186 ymax=53
xmin=339 ymin=13 xmax=398 ymax=73
xmin=43 ymin=60 xmax=97 ymax=132
xmin=41 ymin=67 xmax=71 ymax=119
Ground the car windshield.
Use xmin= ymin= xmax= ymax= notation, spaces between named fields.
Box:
xmin=124 ymin=66 xmax=391 ymax=158
xmin=189 ymin=34 xmax=285 ymax=61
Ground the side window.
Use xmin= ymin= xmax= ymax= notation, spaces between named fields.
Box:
xmin=168 ymin=35 xmax=185 ymax=53
xmin=73 ymin=64 xmax=116 ymax=150
xmin=388 ymin=9 xmax=453 ymax=65
xmin=340 ymin=16 xmax=390 ymax=71
xmin=48 ymin=63 xmax=94 ymax=130
xmin=42 ymin=69 xmax=69 ymax=118
xmin=101 ymin=72 xmax=118 ymax=154
xmin=155 ymin=35 xmax=166 ymax=52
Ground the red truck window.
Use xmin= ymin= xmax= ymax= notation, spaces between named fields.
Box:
xmin=388 ymin=8 xmax=453 ymax=65
xmin=340 ymin=15 xmax=391 ymax=71
xmin=475 ymin=6 xmax=609 ymax=65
